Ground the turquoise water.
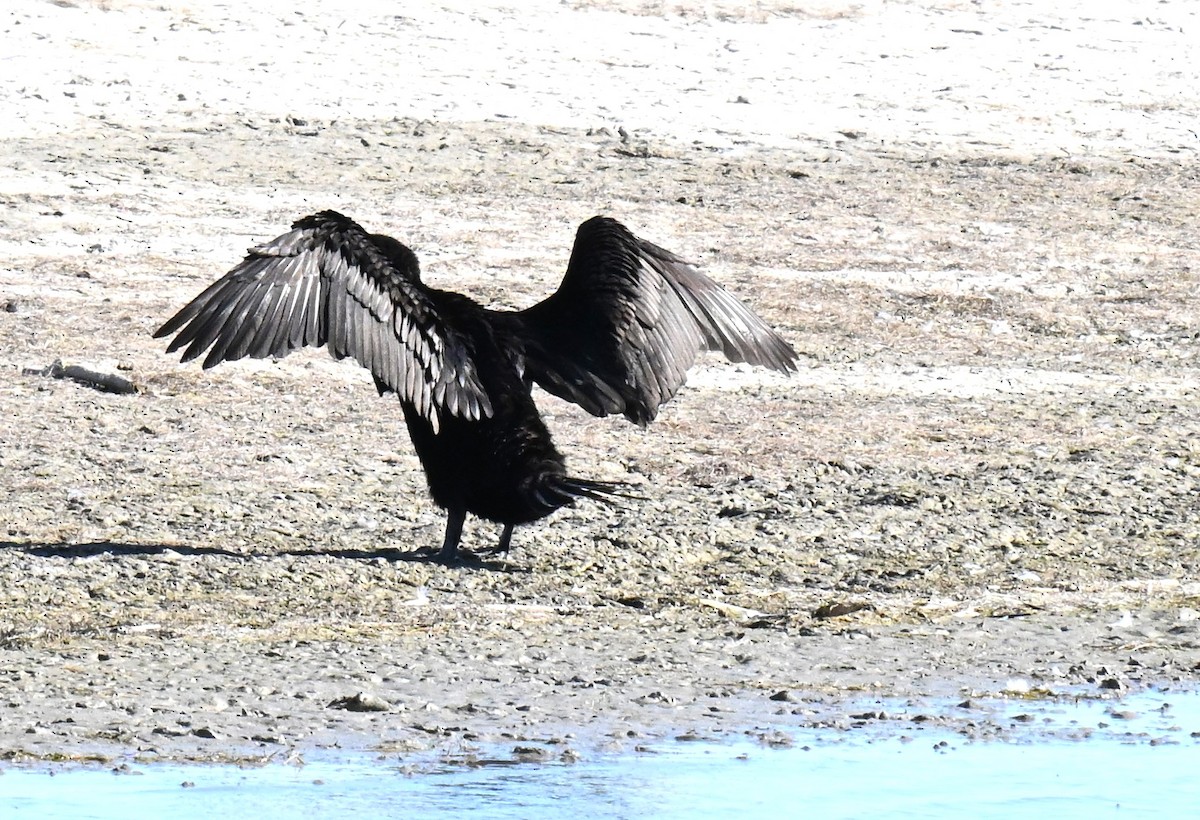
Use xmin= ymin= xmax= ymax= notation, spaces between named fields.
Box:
xmin=3 ymin=692 xmax=1197 ymax=819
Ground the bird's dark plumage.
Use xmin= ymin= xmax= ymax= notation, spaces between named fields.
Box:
xmin=155 ymin=211 xmax=797 ymax=562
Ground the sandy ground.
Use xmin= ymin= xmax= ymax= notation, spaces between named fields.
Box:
xmin=1 ymin=0 xmax=1199 ymax=762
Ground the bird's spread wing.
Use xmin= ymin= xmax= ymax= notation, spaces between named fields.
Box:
xmin=154 ymin=210 xmax=492 ymax=427
xmin=518 ymin=216 xmax=797 ymax=425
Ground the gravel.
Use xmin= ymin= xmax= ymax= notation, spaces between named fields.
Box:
xmin=1 ymin=0 xmax=1197 ymax=763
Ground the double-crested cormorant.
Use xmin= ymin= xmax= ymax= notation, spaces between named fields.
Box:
xmin=155 ymin=211 xmax=797 ymax=562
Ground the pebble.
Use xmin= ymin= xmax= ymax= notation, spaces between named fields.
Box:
xmin=328 ymin=693 xmax=392 ymax=713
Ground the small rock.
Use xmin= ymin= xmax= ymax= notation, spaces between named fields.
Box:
xmin=512 ymin=746 xmax=550 ymax=762
xmin=760 ymin=731 xmax=793 ymax=748
xmin=814 ymin=601 xmax=869 ymax=619
xmin=328 ymin=692 xmax=391 ymax=712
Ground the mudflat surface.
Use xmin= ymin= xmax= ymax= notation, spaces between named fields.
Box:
xmin=1 ymin=0 xmax=1198 ymax=762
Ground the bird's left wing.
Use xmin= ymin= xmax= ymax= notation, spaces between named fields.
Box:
xmin=154 ymin=210 xmax=492 ymax=426
xmin=517 ymin=216 xmax=797 ymax=425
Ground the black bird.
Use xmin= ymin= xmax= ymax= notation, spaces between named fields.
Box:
xmin=155 ymin=211 xmax=797 ymax=562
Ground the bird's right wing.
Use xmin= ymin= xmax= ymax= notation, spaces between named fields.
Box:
xmin=154 ymin=210 xmax=492 ymax=427
xmin=518 ymin=217 xmax=797 ymax=425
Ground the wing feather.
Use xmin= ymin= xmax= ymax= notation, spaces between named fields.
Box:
xmin=154 ymin=210 xmax=493 ymax=428
xmin=518 ymin=216 xmax=796 ymax=425
xmin=243 ymin=273 xmax=292 ymax=359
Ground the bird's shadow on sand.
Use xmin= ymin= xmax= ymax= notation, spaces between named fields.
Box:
xmin=2 ymin=540 xmax=527 ymax=573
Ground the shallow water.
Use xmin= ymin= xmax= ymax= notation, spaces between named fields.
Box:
xmin=4 ymin=691 xmax=1197 ymax=819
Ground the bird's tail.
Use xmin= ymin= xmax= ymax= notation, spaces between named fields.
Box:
xmin=557 ymin=476 xmax=642 ymax=505
xmin=530 ymin=475 xmax=641 ymax=515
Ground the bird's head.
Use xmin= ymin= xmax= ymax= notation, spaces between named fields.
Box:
xmin=372 ymin=234 xmax=422 ymax=278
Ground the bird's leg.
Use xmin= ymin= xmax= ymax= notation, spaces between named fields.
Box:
xmin=478 ymin=523 xmax=515 ymax=556
xmin=496 ymin=523 xmax=514 ymax=555
xmin=437 ymin=507 xmax=466 ymax=564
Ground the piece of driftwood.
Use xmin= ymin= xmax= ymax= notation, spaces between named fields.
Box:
xmin=22 ymin=359 xmax=138 ymax=395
